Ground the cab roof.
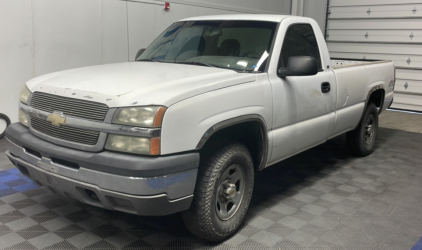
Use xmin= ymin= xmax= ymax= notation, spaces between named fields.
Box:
xmin=181 ymin=14 xmax=290 ymax=23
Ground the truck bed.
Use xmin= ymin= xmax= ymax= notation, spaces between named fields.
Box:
xmin=331 ymin=59 xmax=392 ymax=69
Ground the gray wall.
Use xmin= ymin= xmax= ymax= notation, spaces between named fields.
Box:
xmin=303 ymin=0 xmax=328 ymax=34
xmin=0 ymin=0 xmax=291 ymax=123
xmin=292 ymin=0 xmax=328 ymax=34
xmin=1 ymin=0 xmax=330 ymax=123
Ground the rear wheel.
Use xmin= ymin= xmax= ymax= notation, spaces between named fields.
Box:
xmin=346 ymin=103 xmax=379 ymax=156
xmin=182 ymin=141 xmax=254 ymax=242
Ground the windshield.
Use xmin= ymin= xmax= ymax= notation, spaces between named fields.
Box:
xmin=137 ymin=20 xmax=278 ymax=72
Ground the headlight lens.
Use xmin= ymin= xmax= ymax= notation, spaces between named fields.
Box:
xmin=105 ymin=134 xmax=160 ymax=155
xmin=20 ymin=85 xmax=31 ymax=104
xmin=112 ymin=106 xmax=166 ymax=127
xmin=18 ymin=108 xmax=29 ymax=127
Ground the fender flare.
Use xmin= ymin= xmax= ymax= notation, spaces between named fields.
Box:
xmin=196 ymin=114 xmax=269 ymax=171
xmin=354 ymin=84 xmax=385 ymax=130
xmin=365 ymin=84 xmax=385 ymax=115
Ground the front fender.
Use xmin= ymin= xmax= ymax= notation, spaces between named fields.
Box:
xmin=160 ymin=79 xmax=272 ymax=156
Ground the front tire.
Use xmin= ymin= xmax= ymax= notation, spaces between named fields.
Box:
xmin=182 ymin=142 xmax=254 ymax=242
xmin=346 ymin=103 xmax=379 ymax=156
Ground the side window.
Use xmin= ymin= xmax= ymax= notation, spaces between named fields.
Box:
xmin=279 ymin=24 xmax=322 ymax=71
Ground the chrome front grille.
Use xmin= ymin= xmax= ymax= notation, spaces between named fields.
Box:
xmin=29 ymin=92 xmax=108 ymax=146
xmin=30 ymin=92 xmax=109 ymax=121
xmin=30 ymin=115 xmax=100 ymax=145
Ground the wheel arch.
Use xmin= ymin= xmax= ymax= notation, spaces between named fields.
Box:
xmin=353 ymin=84 xmax=385 ymax=131
xmin=366 ymin=84 xmax=385 ymax=114
xmin=196 ymin=115 xmax=269 ymax=171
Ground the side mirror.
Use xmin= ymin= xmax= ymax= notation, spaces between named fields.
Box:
xmin=135 ymin=48 xmax=146 ymax=60
xmin=278 ymin=56 xmax=318 ymax=77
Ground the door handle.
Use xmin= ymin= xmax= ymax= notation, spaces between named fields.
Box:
xmin=321 ymin=82 xmax=330 ymax=93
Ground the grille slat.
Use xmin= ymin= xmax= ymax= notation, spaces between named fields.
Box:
xmin=29 ymin=106 xmax=107 ymax=120
xmin=31 ymin=100 xmax=108 ymax=112
xmin=31 ymin=119 xmax=99 ymax=139
xmin=30 ymin=116 xmax=99 ymax=145
xmin=30 ymin=102 xmax=108 ymax=114
xmin=29 ymin=124 xmax=99 ymax=139
xmin=29 ymin=92 xmax=107 ymax=146
xmin=28 ymin=105 xmax=106 ymax=119
xmin=30 ymin=92 xmax=108 ymax=121
xmin=32 ymin=94 xmax=109 ymax=105
xmin=33 ymin=93 xmax=108 ymax=110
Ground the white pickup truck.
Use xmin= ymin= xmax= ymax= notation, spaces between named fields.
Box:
xmin=6 ymin=15 xmax=394 ymax=241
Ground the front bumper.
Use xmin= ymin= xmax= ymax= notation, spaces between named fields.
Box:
xmin=5 ymin=123 xmax=199 ymax=216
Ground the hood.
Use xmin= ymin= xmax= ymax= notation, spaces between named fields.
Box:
xmin=27 ymin=62 xmax=257 ymax=107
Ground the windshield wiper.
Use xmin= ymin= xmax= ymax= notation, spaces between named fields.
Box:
xmin=176 ymin=61 xmax=219 ymax=68
xmin=136 ymin=58 xmax=160 ymax=62
xmin=177 ymin=61 xmax=242 ymax=73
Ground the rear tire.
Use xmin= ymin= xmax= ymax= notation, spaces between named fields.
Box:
xmin=182 ymin=141 xmax=254 ymax=242
xmin=346 ymin=103 xmax=378 ymax=156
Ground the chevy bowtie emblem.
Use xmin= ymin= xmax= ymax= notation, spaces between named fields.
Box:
xmin=47 ymin=112 xmax=66 ymax=127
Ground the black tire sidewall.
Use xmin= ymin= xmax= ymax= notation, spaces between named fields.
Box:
xmin=183 ymin=142 xmax=255 ymax=241
xmin=358 ymin=104 xmax=379 ymax=154
xmin=209 ymin=149 xmax=254 ymax=235
xmin=0 ymin=113 xmax=11 ymax=139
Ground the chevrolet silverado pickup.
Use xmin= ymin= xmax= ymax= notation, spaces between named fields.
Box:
xmin=6 ymin=15 xmax=395 ymax=241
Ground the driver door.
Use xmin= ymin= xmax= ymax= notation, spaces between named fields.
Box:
xmin=268 ymin=23 xmax=336 ymax=164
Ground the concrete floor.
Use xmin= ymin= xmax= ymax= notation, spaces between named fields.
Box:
xmin=0 ymin=110 xmax=421 ymax=249
xmin=380 ymin=109 xmax=422 ymax=134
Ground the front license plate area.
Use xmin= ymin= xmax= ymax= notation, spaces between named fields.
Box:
xmin=37 ymin=160 xmax=58 ymax=173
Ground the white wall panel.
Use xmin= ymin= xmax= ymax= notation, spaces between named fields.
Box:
xmin=0 ymin=0 xmax=33 ymax=123
xmin=32 ymin=0 xmax=102 ymax=76
xmin=101 ymin=1 xmax=129 ymax=63
xmin=330 ymin=0 xmax=422 ymax=7
xmin=327 ymin=1 xmax=422 ymax=112
xmin=328 ymin=4 xmax=422 ymax=19
xmin=292 ymin=0 xmax=328 ymax=34
xmin=327 ymin=19 xmax=422 ymax=30
xmin=130 ymin=0 xmax=291 ymax=14
xmin=328 ymin=43 xmax=422 ymax=56
xmin=127 ymin=2 xmax=156 ymax=61
xmin=392 ymin=93 xmax=422 ymax=111
xmin=246 ymin=0 xmax=271 ymax=12
xmin=397 ymin=69 xmax=422 ymax=81
xmin=195 ymin=6 xmax=239 ymax=16
xmin=395 ymin=80 xmax=422 ymax=95
xmin=213 ymin=0 xmax=244 ymax=10
xmin=270 ymin=0 xmax=292 ymax=15
xmin=153 ymin=3 xmax=198 ymax=36
xmin=303 ymin=0 xmax=327 ymax=34
xmin=1 ymin=0 xmax=292 ymax=122
xmin=327 ymin=30 xmax=422 ymax=43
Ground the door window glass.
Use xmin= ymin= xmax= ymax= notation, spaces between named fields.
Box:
xmin=279 ymin=24 xmax=322 ymax=70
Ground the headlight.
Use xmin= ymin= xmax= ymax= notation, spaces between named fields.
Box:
xmin=18 ymin=108 xmax=29 ymax=127
xmin=105 ymin=134 xmax=160 ymax=155
xmin=20 ymin=85 xmax=31 ymax=104
xmin=112 ymin=106 xmax=166 ymax=127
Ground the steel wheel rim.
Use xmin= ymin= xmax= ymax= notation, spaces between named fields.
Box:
xmin=364 ymin=115 xmax=375 ymax=145
xmin=215 ymin=164 xmax=245 ymax=221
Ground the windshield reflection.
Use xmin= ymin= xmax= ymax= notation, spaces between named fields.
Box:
xmin=137 ymin=20 xmax=278 ymax=72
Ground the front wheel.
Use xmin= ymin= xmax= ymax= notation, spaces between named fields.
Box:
xmin=182 ymin=142 xmax=254 ymax=242
xmin=346 ymin=103 xmax=379 ymax=156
